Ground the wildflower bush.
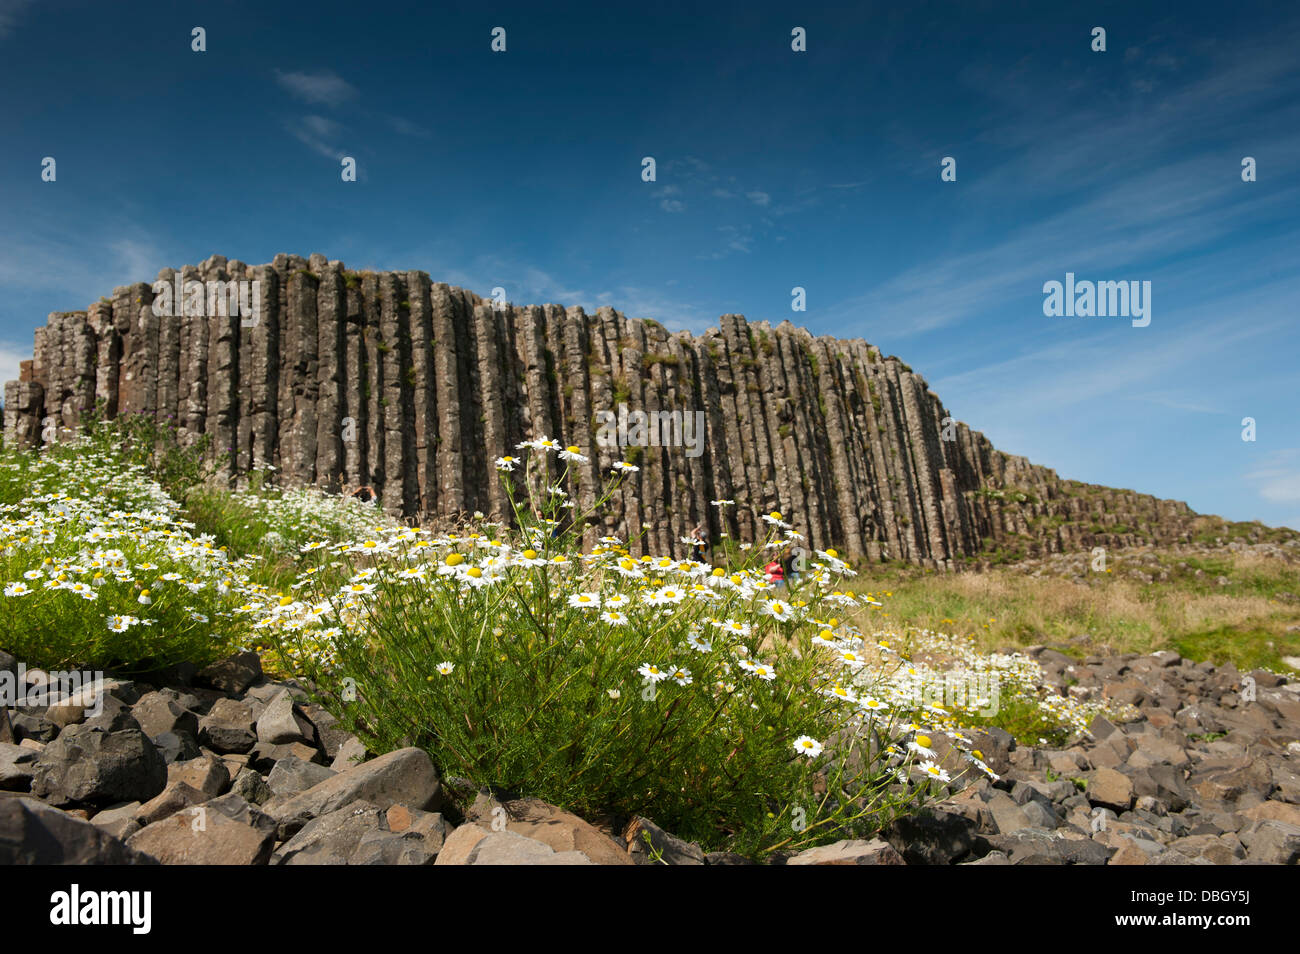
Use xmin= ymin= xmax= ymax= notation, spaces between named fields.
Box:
xmin=0 ymin=435 xmax=259 ymax=672
xmin=265 ymin=441 xmax=997 ymax=857
xmin=1 ymin=422 xmax=1124 ymax=856
xmin=77 ymin=403 xmax=219 ymax=496
xmin=185 ymin=481 xmax=398 ymax=588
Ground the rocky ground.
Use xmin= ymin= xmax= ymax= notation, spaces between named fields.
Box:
xmin=2 ymin=646 xmax=1297 ymax=865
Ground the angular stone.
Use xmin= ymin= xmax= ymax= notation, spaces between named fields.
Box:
xmin=247 ymin=739 xmax=323 ymax=773
xmin=137 ymin=780 xmax=208 ymax=825
xmin=267 ymin=754 xmax=337 ymax=798
xmin=787 ymin=838 xmax=904 ymax=865
xmin=624 ymin=816 xmax=705 ymax=865
xmin=1192 ymin=759 xmax=1274 ymax=803
xmin=31 ymin=725 xmax=166 ymax=806
xmin=152 ymin=730 xmax=201 ymax=764
xmin=347 ymin=828 xmax=436 ymax=865
xmin=270 ymin=747 xmax=442 ymax=833
xmin=495 ymin=797 xmax=632 ymax=866
xmin=886 ymin=806 xmax=980 ymax=864
xmin=1238 ymin=820 xmax=1300 ymax=864
xmin=230 ymin=768 xmax=274 ymax=806
xmin=195 ymin=651 xmax=263 ymax=695
xmin=988 ymin=791 xmax=1034 ymax=834
xmin=90 ymin=801 xmax=142 ymax=841
xmin=131 ymin=690 xmax=200 ymax=740
xmin=197 ymin=698 xmax=257 ymax=754
xmin=272 ymin=801 xmax=387 ymax=865
xmin=256 ymin=690 xmax=315 ymax=745
xmin=167 ymin=752 xmax=231 ymax=799
xmin=205 ymin=792 xmax=278 ymax=836
xmin=0 ymin=797 xmax=156 ymax=864
xmin=46 ymin=703 xmax=85 ymax=727
xmin=330 ymin=735 xmax=368 ymax=772
xmin=128 ymin=806 xmax=273 ymax=865
xmin=386 ymin=804 xmax=448 ymax=854
xmin=464 ymin=829 xmax=595 ymax=865
xmin=0 ymin=742 xmax=38 ymax=791
xmin=433 ymin=823 xmax=490 ymax=866
xmin=1088 ymin=767 xmax=1135 ymax=812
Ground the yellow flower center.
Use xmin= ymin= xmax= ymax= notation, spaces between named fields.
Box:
xmin=445 ymin=553 xmax=464 ymax=566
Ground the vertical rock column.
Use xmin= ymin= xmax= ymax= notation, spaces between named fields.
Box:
xmin=313 ymin=258 xmax=346 ymax=494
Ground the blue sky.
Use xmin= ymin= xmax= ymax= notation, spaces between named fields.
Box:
xmin=1 ymin=0 xmax=1296 ymax=528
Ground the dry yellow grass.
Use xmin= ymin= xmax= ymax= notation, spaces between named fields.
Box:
xmin=847 ymin=546 xmax=1300 ymax=671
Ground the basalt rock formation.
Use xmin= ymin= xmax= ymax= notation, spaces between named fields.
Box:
xmin=4 ymin=253 xmax=1217 ymax=566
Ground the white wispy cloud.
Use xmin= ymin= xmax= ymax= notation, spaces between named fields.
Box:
xmin=385 ymin=115 xmax=431 ymax=139
xmin=0 ymin=225 xmax=165 ymax=302
xmin=286 ymin=115 xmax=347 ymax=160
xmin=274 ymin=69 xmax=359 ymax=106
xmin=1245 ymin=450 xmax=1300 ymax=506
xmin=0 ymin=0 xmax=33 ymax=39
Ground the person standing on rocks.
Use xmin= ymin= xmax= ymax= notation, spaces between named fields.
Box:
xmin=689 ymin=524 xmax=708 ymax=562
xmin=765 ymin=553 xmax=785 ymax=588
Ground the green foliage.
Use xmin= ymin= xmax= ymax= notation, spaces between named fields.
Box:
xmin=612 ymin=377 xmax=632 ymax=405
xmin=271 ymin=456 xmax=963 ymax=858
xmin=79 ymin=403 xmax=219 ymax=497
xmin=0 ymin=435 xmax=252 ymax=672
xmin=640 ymin=353 xmax=680 ymax=373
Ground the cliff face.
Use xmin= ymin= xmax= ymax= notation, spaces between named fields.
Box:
xmin=3 ymin=253 xmax=1202 ymax=566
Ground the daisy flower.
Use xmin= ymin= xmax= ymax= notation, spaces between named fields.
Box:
xmin=644 ymin=586 xmax=684 ymax=606
xmin=793 ymin=736 xmax=823 ymax=758
xmin=518 ymin=436 xmax=561 ymax=452
xmin=908 ymin=735 xmax=936 ymax=759
xmin=760 ymin=599 xmax=792 ymax=620
xmin=435 ymin=661 xmax=455 ymax=675
xmin=637 ymin=663 xmax=669 ymax=683
xmin=670 ymin=667 xmax=693 ymax=686
xmin=838 ymin=648 xmax=865 ymax=670
xmin=600 ymin=610 xmax=628 ymax=625
xmin=824 ymin=684 xmax=858 ymax=704
xmin=749 ymin=662 xmax=776 ymax=681
xmin=568 ymin=592 xmax=601 ymax=610
xmin=918 ymin=761 xmax=951 ymax=784
xmin=686 ymin=631 xmax=713 ymax=652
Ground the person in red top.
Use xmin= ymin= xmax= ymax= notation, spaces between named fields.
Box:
xmin=765 ymin=556 xmax=785 ymax=587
